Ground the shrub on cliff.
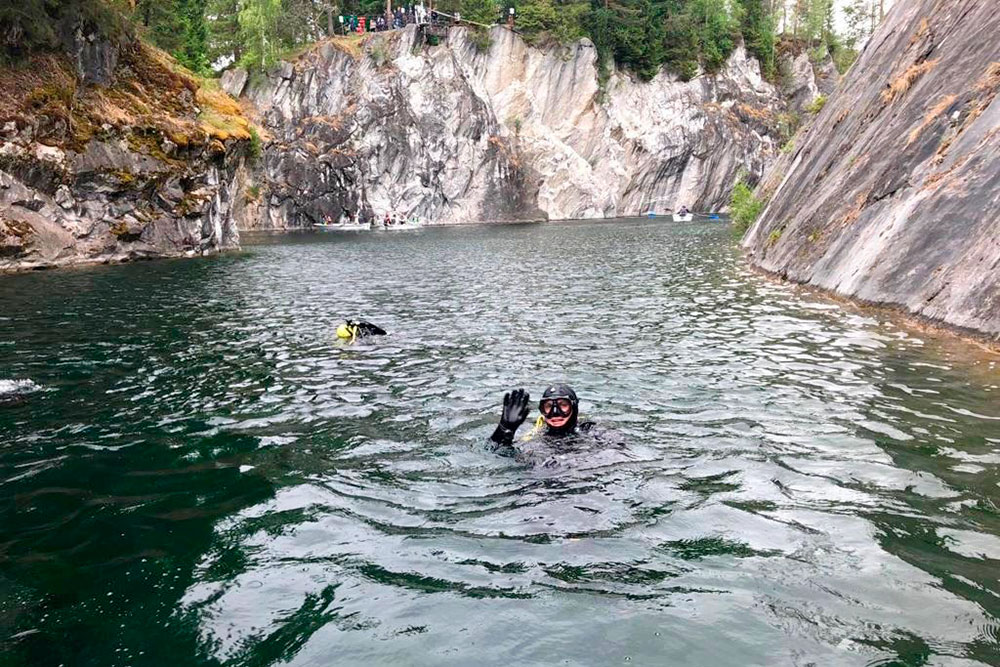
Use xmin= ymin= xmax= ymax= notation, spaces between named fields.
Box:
xmin=248 ymin=126 xmax=262 ymax=161
xmin=730 ymin=181 xmax=764 ymax=234
xmin=470 ymin=27 xmax=493 ymax=53
xmin=513 ymin=0 xmax=587 ymax=46
xmin=805 ymin=94 xmax=827 ymax=114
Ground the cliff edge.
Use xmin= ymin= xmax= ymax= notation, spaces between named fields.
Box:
xmin=231 ymin=25 xmax=790 ymax=228
xmin=0 ymin=9 xmax=254 ymax=272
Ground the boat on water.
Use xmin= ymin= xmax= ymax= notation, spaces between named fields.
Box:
xmin=313 ymin=222 xmax=368 ymax=231
xmin=644 ymin=210 xmax=693 ymax=221
xmin=372 ymin=223 xmax=424 ymax=231
xmin=644 ymin=196 xmax=704 ymax=221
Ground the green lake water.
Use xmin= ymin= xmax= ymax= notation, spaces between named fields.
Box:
xmin=1 ymin=219 xmax=999 ymax=666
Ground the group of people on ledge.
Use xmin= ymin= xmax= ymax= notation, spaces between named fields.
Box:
xmin=339 ymin=1 xmax=520 ymax=36
xmin=339 ymin=4 xmax=428 ymax=34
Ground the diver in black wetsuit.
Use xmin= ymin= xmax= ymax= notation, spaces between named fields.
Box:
xmin=336 ymin=320 xmax=387 ymax=343
xmin=489 ymin=384 xmax=622 ymax=462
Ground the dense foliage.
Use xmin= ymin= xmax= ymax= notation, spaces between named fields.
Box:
xmin=5 ymin=0 xmax=885 ymax=81
xmin=729 ymin=180 xmax=764 ymax=234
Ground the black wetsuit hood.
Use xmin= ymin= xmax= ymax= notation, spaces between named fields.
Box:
xmin=541 ymin=383 xmax=579 ymax=436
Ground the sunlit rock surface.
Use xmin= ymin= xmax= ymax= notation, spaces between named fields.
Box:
xmin=240 ymin=25 xmax=787 ymax=227
xmin=744 ymin=0 xmax=1000 ymax=339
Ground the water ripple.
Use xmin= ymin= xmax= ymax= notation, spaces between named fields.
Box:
xmin=1 ymin=220 xmax=999 ymax=666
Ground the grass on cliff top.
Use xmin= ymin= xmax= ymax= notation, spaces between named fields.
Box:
xmin=0 ymin=38 xmax=256 ymax=152
xmin=151 ymin=48 xmax=255 ymax=143
xmin=193 ymin=78 xmax=252 ymax=142
xmin=290 ymin=34 xmax=366 ymax=64
xmin=328 ymin=34 xmax=369 ymax=61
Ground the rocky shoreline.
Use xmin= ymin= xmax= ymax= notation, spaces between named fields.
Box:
xmin=0 ymin=20 xmax=254 ymax=273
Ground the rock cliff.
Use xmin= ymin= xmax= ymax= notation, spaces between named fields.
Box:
xmin=234 ymin=25 xmax=789 ymax=227
xmin=778 ymin=44 xmax=839 ymax=117
xmin=743 ymin=0 xmax=1000 ymax=339
xmin=0 ymin=21 xmax=253 ymax=272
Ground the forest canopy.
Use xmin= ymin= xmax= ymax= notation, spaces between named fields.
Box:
xmin=3 ymin=0 xmax=885 ymax=82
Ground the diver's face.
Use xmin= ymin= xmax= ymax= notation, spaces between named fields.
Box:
xmin=540 ymin=398 xmax=573 ymax=429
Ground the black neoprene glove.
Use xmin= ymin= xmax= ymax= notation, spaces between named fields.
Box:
xmin=490 ymin=388 xmax=530 ymax=446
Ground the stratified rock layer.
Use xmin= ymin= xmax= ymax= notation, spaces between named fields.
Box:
xmin=241 ymin=25 xmax=787 ymax=227
xmin=744 ymin=0 xmax=1000 ymax=339
xmin=779 ymin=46 xmax=839 ymax=116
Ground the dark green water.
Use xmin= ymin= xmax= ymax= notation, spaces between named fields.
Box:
xmin=2 ymin=219 xmax=999 ymax=666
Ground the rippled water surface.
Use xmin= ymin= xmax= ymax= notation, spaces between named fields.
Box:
xmin=2 ymin=219 xmax=1000 ymax=666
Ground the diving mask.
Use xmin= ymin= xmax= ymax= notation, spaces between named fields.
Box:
xmin=539 ymin=397 xmax=574 ymax=417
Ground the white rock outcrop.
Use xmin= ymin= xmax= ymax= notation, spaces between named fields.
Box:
xmin=242 ymin=25 xmax=787 ymax=227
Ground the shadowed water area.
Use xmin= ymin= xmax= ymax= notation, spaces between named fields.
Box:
xmin=2 ymin=219 xmax=1000 ymax=666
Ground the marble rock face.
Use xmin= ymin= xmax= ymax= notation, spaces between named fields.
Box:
xmin=240 ymin=25 xmax=787 ymax=228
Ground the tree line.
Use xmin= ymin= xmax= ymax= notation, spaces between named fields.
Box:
xmin=4 ymin=0 xmax=887 ymax=82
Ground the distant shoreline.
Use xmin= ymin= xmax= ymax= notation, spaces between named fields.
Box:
xmin=237 ymin=215 xmax=729 ymax=233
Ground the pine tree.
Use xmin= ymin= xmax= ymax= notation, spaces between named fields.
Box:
xmin=738 ymin=0 xmax=775 ymax=77
xmin=207 ymin=0 xmax=242 ymax=65
xmin=803 ymin=0 xmax=827 ymax=45
xmin=842 ymin=0 xmax=875 ymax=49
xmin=239 ymin=0 xmax=282 ymax=69
xmin=178 ymin=0 xmax=211 ymax=73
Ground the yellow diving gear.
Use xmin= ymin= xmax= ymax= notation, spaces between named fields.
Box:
xmin=337 ymin=320 xmax=387 ymax=344
xmin=336 ymin=323 xmax=355 ymax=340
xmin=521 ymin=415 xmax=545 ymax=442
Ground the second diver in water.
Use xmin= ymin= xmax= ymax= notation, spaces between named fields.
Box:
xmin=489 ymin=384 xmax=622 ymax=463
xmin=336 ymin=320 xmax=387 ymax=344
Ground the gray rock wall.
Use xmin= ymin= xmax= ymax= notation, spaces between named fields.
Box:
xmin=744 ymin=0 xmax=1000 ymax=339
xmin=779 ymin=48 xmax=839 ymax=116
xmin=241 ymin=25 xmax=788 ymax=227
xmin=0 ymin=135 xmax=246 ymax=271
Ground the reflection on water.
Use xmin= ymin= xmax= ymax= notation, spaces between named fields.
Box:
xmin=1 ymin=219 xmax=999 ymax=666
